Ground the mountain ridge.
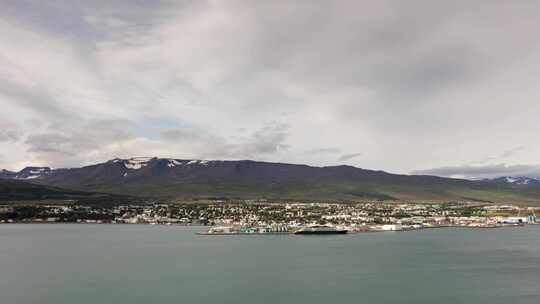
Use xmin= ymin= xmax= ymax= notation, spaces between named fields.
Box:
xmin=2 ymin=157 xmax=540 ymax=204
xmin=483 ymin=176 xmax=540 ymax=186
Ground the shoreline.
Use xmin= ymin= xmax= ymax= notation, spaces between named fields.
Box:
xmin=196 ymin=224 xmax=531 ymax=235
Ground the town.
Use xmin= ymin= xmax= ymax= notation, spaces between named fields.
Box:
xmin=1 ymin=200 xmax=538 ymax=233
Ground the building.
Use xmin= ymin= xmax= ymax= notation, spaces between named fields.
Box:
xmin=381 ymin=224 xmax=403 ymax=231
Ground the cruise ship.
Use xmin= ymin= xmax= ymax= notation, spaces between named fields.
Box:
xmin=294 ymin=225 xmax=348 ymax=235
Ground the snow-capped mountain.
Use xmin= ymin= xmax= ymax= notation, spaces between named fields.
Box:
xmin=3 ymin=157 xmax=540 ymax=202
xmin=0 ymin=169 xmax=16 ymax=179
xmin=14 ymin=167 xmax=54 ymax=180
xmin=108 ymin=157 xmax=213 ymax=171
xmin=485 ymin=176 xmax=540 ymax=186
xmin=0 ymin=167 xmax=53 ymax=180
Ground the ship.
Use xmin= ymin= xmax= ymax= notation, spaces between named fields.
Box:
xmin=294 ymin=225 xmax=348 ymax=235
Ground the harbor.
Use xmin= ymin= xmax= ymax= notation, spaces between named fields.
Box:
xmin=197 ymin=218 xmax=534 ymax=235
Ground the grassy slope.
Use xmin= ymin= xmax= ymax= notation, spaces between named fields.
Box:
xmin=0 ymin=179 xmax=127 ymax=203
xmin=0 ymin=179 xmax=86 ymax=200
xmin=72 ymin=177 xmax=540 ymax=205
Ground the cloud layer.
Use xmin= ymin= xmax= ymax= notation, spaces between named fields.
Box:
xmin=1 ymin=1 xmax=540 ymax=175
xmin=413 ymin=164 xmax=540 ymax=180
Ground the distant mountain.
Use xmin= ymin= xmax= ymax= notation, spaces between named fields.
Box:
xmin=0 ymin=167 xmax=53 ymax=180
xmin=2 ymin=157 xmax=540 ymax=204
xmin=15 ymin=167 xmax=53 ymax=180
xmin=483 ymin=176 xmax=540 ymax=186
xmin=0 ymin=169 xmax=16 ymax=179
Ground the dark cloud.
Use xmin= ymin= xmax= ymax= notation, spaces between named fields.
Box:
xmin=24 ymin=119 xmax=135 ymax=166
xmin=338 ymin=153 xmax=363 ymax=162
xmin=26 ymin=133 xmax=74 ymax=155
xmin=0 ymin=0 xmax=179 ymax=48
xmin=240 ymin=123 xmax=289 ymax=156
xmin=159 ymin=122 xmax=290 ymax=159
xmin=0 ymin=78 xmax=73 ymax=121
xmin=160 ymin=122 xmax=289 ymax=158
xmin=500 ymin=146 xmax=526 ymax=158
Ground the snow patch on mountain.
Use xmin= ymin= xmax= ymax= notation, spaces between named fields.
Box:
xmin=121 ymin=157 xmax=155 ymax=170
xmin=185 ymin=160 xmax=212 ymax=166
xmin=165 ymin=159 xmax=215 ymax=167
xmin=495 ymin=176 xmax=540 ymax=185
xmin=130 ymin=157 xmax=154 ymax=162
xmin=167 ymin=159 xmax=185 ymax=167
xmin=505 ymin=177 xmax=518 ymax=183
xmin=14 ymin=167 xmax=53 ymax=180
xmin=124 ymin=160 xmax=148 ymax=170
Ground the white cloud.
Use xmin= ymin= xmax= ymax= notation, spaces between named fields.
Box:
xmin=413 ymin=163 xmax=540 ymax=180
xmin=1 ymin=1 xmax=540 ymax=174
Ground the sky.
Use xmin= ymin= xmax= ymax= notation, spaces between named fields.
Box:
xmin=1 ymin=0 xmax=540 ymax=179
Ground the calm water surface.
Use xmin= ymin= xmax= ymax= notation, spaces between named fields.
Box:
xmin=1 ymin=224 xmax=539 ymax=304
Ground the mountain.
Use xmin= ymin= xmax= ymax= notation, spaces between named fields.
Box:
xmin=1 ymin=167 xmax=53 ymax=180
xmin=483 ymin=176 xmax=540 ymax=187
xmin=0 ymin=169 xmax=16 ymax=179
xmin=0 ymin=179 xmax=109 ymax=201
xmin=0 ymin=179 xmax=144 ymax=207
xmin=15 ymin=167 xmax=53 ymax=180
xmin=3 ymin=157 xmax=540 ymax=204
xmin=0 ymin=179 xmax=82 ymax=201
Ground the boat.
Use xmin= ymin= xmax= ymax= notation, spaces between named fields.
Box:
xmin=294 ymin=225 xmax=348 ymax=235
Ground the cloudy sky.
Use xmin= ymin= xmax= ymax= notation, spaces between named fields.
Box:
xmin=1 ymin=0 xmax=540 ymax=178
